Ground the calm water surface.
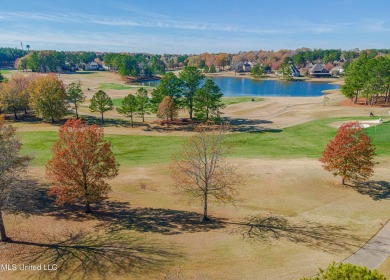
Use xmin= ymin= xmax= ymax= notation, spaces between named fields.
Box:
xmin=139 ymin=77 xmax=340 ymax=97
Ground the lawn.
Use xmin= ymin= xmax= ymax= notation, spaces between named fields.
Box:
xmin=112 ymin=96 xmax=265 ymax=107
xmin=98 ymin=83 xmax=153 ymax=91
xmin=0 ymin=69 xmax=11 ymax=74
xmin=19 ymin=118 xmax=390 ymax=166
xmin=112 ymin=98 xmax=124 ymax=107
xmin=222 ymin=96 xmax=264 ymax=105
xmin=8 ymin=117 xmax=390 ymax=280
xmin=366 ymin=120 xmax=390 ymax=156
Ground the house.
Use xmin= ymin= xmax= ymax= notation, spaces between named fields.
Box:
xmin=243 ymin=63 xmax=252 ymax=72
xmin=309 ymin=64 xmax=331 ymax=78
xmin=85 ymin=61 xmax=100 ymax=71
xmin=330 ymin=66 xmax=344 ymax=77
xmin=290 ymin=64 xmax=300 ymax=77
xmin=264 ymin=66 xmax=272 ymax=74
xmin=235 ymin=62 xmax=253 ymax=72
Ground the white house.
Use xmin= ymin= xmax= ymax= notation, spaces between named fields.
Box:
xmin=85 ymin=61 xmax=100 ymax=71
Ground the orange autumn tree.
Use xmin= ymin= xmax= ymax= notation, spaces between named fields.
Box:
xmin=157 ymin=96 xmax=177 ymax=126
xmin=320 ymin=121 xmax=376 ymax=185
xmin=46 ymin=119 xmax=119 ymax=213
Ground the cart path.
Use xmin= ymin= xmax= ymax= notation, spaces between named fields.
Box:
xmin=344 ymin=220 xmax=390 ymax=269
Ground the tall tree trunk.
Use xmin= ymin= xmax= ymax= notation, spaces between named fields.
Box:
xmin=13 ymin=107 xmax=17 ymax=120
xmin=75 ymin=105 xmax=79 ymax=119
xmin=387 ymin=86 xmax=390 ymax=103
xmin=189 ymin=98 xmax=193 ymax=119
xmin=101 ymin=112 xmax=104 ymax=124
xmin=142 ymin=112 xmax=145 ymax=122
xmin=85 ymin=201 xmax=91 ymax=213
xmin=342 ymin=178 xmax=345 ymax=186
xmin=131 ymin=116 xmax=133 ymax=128
xmin=202 ymin=192 xmax=210 ymax=222
xmin=51 ymin=115 xmax=55 ymax=123
xmin=0 ymin=210 xmax=9 ymax=242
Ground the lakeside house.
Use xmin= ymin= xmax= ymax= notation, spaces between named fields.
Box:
xmin=309 ymin=63 xmax=331 ymax=78
xmin=235 ymin=61 xmax=253 ymax=72
xmin=330 ymin=65 xmax=344 ymax=77
xmin=290 ymin=64 xmax=300 ymax=77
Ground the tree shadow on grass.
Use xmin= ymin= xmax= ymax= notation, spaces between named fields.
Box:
xmin=5 ymin=179 xmax=54 ymax=216
xmin=229 ymin=214 xmax=364 ymax=254
xmin=144 ymin=123 xmax=197 ymax=133
xmin=46 ymin=200 xmax=227 ymax=235
xmin=352 ymin=180 xmax=390 ymax=200
xmin=223 ymin=117 xmax=282 ymax=133
xmin=6 ymin=180 xmax=226 ymax=235
xmin=11 ymin=230 xmax=179 ymax=280
xmin=3 ymin=112 xmax=43 ymax=124
xmin=78 ymin=115 xmax=149 ymax=128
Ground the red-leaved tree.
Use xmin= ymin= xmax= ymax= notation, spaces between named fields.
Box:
xmin=157 ymin=96 xmax=177 ymax=126
xmin=320 ymin=121 xmax=376 ymax=185
xmin=46 ymin=119 xmax=119 ymax=213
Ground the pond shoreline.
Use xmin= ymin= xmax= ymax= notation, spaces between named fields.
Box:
xmin=204 ymin=71 xmax=343 ymax=85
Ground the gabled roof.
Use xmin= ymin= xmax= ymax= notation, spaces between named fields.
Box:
xmin=310 ymin=63 xmax=325 ymax=72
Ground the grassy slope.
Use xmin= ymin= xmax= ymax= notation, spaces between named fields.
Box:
xmin=0 ymin=69 xmax=11 ymax=74
xmin=19 ymin=118 xmax=390 ymax=166
xmin=112 ymin=96 xmax=265 ymax=108
xmin=98 ymin=83 xmax=152 ymax=91
xmin=221 ymin=96 xmax=264 ymax=105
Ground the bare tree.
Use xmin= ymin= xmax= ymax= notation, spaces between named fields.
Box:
xmin=0 ymin=115 xmax=31 ymax=241
xmin=170 ymin=125 xmax=241 ymax=222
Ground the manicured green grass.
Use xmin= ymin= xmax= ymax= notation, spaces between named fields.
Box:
xmin=0 ymin=69 xmax=11 ymax=74
xmin=112 ymin=98 xmax=123 ymax=107
xmin=222 ymin=96 xmax=264 ymax=105
xmin=19 ymin=118 xmax=390 ymax=167
xmin=366 ymin=120 xmax=390 ymax=157
xmin=18 ymin=131 xmax=59 ymax=166
xmin=98 ymin=83 xmax=152 ymax=91
xmin=227 ymin=118 xmax=336 ymax=158
xmin=227 ymin=117 xmax=389 ymax=158
xmin=19 ymin=131 xmax=186 ymax=166
xmin=113 ymin=96 xmax=264 ymax=107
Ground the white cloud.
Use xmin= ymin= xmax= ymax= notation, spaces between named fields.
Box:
xmin=0 ymin=10 xmax=356 ymax=36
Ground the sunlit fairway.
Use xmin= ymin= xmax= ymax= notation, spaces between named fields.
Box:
xmin=19 ymin=118 xmax=390 ymax=166
xmin=0 ymin=69 xmax=11 ymax=74
xmin=98 ymin=82 xmax=154 ymax=91
xmin=112 ymin=96 xmax=265 ymax=108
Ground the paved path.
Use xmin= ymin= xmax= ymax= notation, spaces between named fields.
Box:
xmin=344 ymin=220 xmax=390 ymax=269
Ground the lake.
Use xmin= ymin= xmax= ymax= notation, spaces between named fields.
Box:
xmin=138 ymin=77 xmax=341 ymax=97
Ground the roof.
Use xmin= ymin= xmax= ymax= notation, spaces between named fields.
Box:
xmin=310 ymin=63 xmax=325 ymax=72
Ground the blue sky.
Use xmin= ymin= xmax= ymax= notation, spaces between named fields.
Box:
xmin=1 ymin=0 xmax=389 ymax=54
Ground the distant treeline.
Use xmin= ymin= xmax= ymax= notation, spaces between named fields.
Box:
xmin=0 ymin=48 xmax=28 ymax=68
xmin=1 ymin=47 xmax=390 ymax=76
xmin=15 ymin=51 xmax=100 ymax=73
xmin=104 ymin=53 xmax=166 ymax=76
xmin=183 ymin=48 xmax=390 ymax=71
